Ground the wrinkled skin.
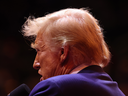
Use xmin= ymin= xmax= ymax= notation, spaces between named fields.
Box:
xmin=33 ymin=32 xmax=75 ymax=81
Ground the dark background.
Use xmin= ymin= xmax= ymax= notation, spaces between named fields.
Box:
xmin=0 ymin=0 xmax=128 ymax=95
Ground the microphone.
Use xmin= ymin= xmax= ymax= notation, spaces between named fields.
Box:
xmin=8 ymin=84 xmax=31 ymax=96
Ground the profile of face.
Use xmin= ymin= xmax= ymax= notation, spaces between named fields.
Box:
xmin=32 ymin=34 xmax=61 ymax=81
xmin=33 ymin=32 xmax=71 ymax=81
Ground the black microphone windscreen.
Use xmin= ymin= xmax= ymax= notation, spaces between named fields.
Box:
xmin=8 ymin=84 xmax=31 ymax=96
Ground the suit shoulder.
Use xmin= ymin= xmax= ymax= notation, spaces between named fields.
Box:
xmin=47 ymin=73 xmax=88 ymax=84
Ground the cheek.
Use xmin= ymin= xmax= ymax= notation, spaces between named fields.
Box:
xmin=45 ymin=53 xmax=60 ymax=70
xmin=39 ymin=51 xmax=56 ymax=67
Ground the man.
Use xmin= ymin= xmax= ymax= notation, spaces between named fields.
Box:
xmin=22 ymin=8 xmax=125 ymax=96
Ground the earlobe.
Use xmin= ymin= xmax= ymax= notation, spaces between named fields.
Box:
xmin=60 ymin=44 xmax=69 ymax=64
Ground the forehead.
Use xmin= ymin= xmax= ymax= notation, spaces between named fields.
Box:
xmin=33 ymin=27 xmax=52 ymax=49
xmin=35 ymin=32 xmax=43 ymax=42
xmin=33 ymin=32 xmax=45 ymax=48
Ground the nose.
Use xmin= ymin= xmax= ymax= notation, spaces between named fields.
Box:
xmin=33 ymin=54 xmax=40 ymax=70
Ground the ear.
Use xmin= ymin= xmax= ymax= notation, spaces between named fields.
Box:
xmin=60 ymin=43 xmax=69 ymax=64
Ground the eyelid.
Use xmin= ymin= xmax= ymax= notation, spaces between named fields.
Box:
xmin=41 ymin=45 xmax=45 ymax=48
xmin=35 ymin=45 xmax=45 ymax=52
xmin=36 ymin=48 xmax=40 ymax=52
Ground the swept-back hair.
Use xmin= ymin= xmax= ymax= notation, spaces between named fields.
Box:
xmin=22 ymin=8 xmax=111 ymax=67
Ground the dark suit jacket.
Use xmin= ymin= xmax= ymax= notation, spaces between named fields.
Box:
xmin=29 ymin=65 xmax=125 ymax=96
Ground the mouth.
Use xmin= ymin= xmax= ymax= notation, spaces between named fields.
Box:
xmin=38 ymin=70 xmax=44 ymax=81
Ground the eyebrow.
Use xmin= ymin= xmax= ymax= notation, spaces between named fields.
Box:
xmin=31 ymin=43 xmax=45 ymax=50
xmin=31 ymin=43 xmax=37 ymax=49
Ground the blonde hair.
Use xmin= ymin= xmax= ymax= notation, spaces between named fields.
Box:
xmin=22 ymin=8 xmax=111 ymax=67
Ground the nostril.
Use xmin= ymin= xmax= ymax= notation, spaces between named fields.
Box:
xmin=33 ymin=62 xmax=40 ymax=70
xmin=35 ymin=66 xmax=40 ymax=70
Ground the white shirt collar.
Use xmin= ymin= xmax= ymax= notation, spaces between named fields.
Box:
xmin=70 ymin=64 xmax=88 ymax=74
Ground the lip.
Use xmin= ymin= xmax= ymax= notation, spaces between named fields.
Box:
xmin=40 ymin=76 xmax=44 ymax=81
xmin=38 ymin=69 xmax=41 ymax=75
xmin=38 ymin=70 xmax=43 ymax=81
